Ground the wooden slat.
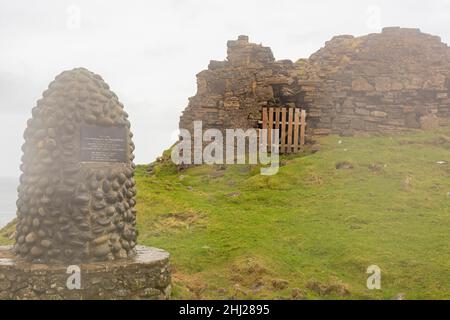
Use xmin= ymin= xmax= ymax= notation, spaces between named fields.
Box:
xmin=262 ymin=108 xmax=268 ymax=153
xmin=300 ymin=110 xmax=306 ymax=146
xmin=268 ymin=107 xmax=273 ymax=149
xmin=293 ymin=108 xmax=300 ymax=153
xmin=287 ymin=108 xmax=294 ymax=153
xmin=281 ymin=108 xmax=286 ymax=154
xmin=262 ymin=108 xmax=268 ymax=130
xmin=261 ymin=107 xmax=306 ymax=154
xmin=275 ymin=107 xmax=280 ymax=150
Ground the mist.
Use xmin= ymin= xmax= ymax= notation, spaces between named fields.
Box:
xmin=1 ymin=0 xmax=449 ymax=179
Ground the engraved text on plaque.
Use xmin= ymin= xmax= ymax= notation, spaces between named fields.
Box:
xmin=80 ymin=126 xmax=128 ymax=163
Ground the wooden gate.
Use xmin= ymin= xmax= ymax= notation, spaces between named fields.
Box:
xmin=261 ymin=107 xmax=307 ymax=154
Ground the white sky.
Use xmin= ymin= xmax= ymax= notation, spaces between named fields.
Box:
xmin=0 ymin=0 xmax=449 ymax=178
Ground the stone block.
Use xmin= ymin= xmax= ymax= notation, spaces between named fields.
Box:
xmin=371 ymin=111 xmax=388 ymax=117
xmin=420 ymin=114 xmax=440 ymax=130
xmin=355 ymin=108 xmax=370 ymax=116
xmin=375 ymin=77 xmax=392 ymax=91
xmin=350 ymin=118 xmax=365 ymax=130
xmin=352 ymin=78 xmax=375 ymax=92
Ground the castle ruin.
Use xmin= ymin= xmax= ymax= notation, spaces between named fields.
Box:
xmin=180 ymin=28 xmax=450 ymax=140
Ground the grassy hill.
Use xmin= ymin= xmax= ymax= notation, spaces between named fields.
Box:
xmin=1 ymin=128 xmax=450 ymax=299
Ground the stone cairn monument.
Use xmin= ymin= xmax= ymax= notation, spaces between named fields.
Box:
xmin=0 ymin=68 xmax=171 ymax=299
xmin=16 ymin=68 xmax=137 ymax=263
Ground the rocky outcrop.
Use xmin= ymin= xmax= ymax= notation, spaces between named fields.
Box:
xmin=180 ymin=28 xmax=450 ymax=138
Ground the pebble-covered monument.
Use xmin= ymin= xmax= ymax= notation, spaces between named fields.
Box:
xmin=0 ymin=68 xmax=171 ymax=299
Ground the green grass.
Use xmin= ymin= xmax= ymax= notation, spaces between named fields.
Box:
xmin=2 ymin=128 xmax=450 ymax=299
xmin=0 ymin=219 xmax=16 ymax=246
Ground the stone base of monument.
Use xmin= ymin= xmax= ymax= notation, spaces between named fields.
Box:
xmin=0 ymin=245 xmax=171 ymax=300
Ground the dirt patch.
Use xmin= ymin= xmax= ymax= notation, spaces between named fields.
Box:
xmin=210 ymin=171 xmax=225 ymax=179
xmin=173 ymin=272 xmax=209 ymax=299
xmin=230 ymin=257 xmax=269 ymax=285
xmin=226 ymin=192 xmax=241 ymax=198
xmin=291 ymin=287 xmax=307 ymax=299
xmin=305 ymin=174 xmax=324 ymax=186
xmin=152 ymin=210 xmax=206 ymax=233
xmin=238 ymin=165 xmax=253 ymax=173
xmin=336 ymin=161 xmax=354 ymax=170
xmin=398 ymin=140 xmax=417 ymax=146
xmin=227 ymin=257 xmax=293 ymax=298
xmin=403 ymin=175 xmax=414 ymax=191
xmin=430 ymin=135 xmax=450 ymax=146
xmin=271 ymin=279 xmax=289 ymax=290
xmin=400 ymin=135 xmax=450 ymax=150
xmin=368 ymin=162 xmax=386 ymax=174
xmin=306 ymin=280 xmax=350 ymax=296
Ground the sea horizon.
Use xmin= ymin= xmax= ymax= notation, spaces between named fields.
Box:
xmin=0 ymin=176 xmax=18 ymax=228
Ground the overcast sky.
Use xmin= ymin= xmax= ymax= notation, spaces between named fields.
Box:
xmin=0 ymin=0 xmax=449 ymax=178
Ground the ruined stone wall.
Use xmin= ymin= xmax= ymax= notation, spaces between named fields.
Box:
xmin=179 ymin=36 xmax=319 ymax=138
xmin=310 ymin=27 xmax=450 ymax=135
xmin=180 ymin=28 xmax=450 ymax=139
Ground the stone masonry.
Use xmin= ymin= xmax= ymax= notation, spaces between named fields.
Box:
xmin=180 ymin=28 xmax=450 ymax=139
xmin=180 ymin=35 xmax=318 ymax=137
xmin=0 ymin=245 xmax=171 ymax=300
xmin=15 ymin=68 xmax=138 ymax=264
xmin=4 ymin=68 xmax=172 ymax=300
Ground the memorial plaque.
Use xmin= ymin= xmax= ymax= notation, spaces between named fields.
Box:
xmin=80 ymin=125 xmax=128 ymax=163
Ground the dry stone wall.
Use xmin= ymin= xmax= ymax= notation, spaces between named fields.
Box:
xmin=180 ymin=28 xmax=450 ymax=139
xmin=180 ymin=35 xmax=319 ymax=137
xmin=310 ymin=27 xmax=450 ymax=135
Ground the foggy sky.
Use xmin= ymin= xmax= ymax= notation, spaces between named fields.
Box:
xmin=1 ymin=0 xmax=449 ymax=178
